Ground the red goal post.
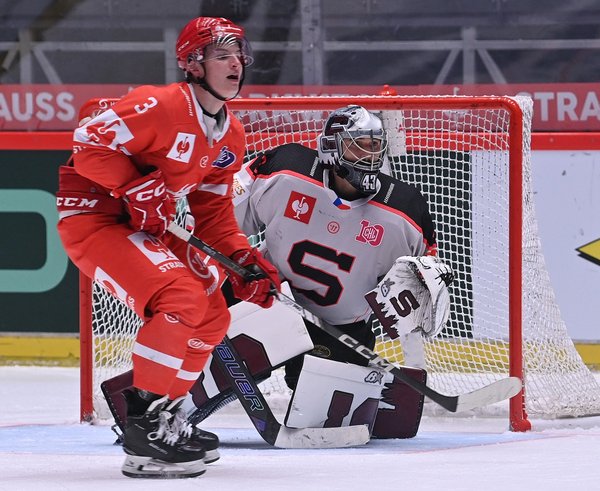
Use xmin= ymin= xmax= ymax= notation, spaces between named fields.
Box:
xmin=78 ymin=95 xmax=600 ymax=431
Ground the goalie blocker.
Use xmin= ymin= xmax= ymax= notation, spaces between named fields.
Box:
xmin=102 ymin=293 xmax=426 ymax=441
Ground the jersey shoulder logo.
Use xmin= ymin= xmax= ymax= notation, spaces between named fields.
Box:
xmin=355 ymin=219 xmax=385 ymax=246
xmin=74 ymin=109 xmax=134 ymax=153
xmin=167 ymin=132 xmax=196 ymax=163
xmin=212 ymin=146 xmax=236 ymax=168
xmin=284 ymin=191 xmax=317 ymax=224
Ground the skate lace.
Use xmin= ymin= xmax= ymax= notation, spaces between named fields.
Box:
xmin=147 ymin=411 xmax=180 ymax=446
xmin=171 ymin=408 xmax=194 ymax=439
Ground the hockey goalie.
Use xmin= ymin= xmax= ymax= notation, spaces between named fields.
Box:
xmin=183 ymin=254 xmax=453 ymax=440
xmin=184 ymin=105 xmax=454 ymax=439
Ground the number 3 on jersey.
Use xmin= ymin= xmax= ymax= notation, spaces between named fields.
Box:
xmin=287 ymin=240 xmax=355 ymax=306
xmin=134 ymin=97 xmax=158 ymax=114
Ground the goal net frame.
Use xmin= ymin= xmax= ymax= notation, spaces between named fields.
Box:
xmin=79 ymin=95 xmax=600 ymax=431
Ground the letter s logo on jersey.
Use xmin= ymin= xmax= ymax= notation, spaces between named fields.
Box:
xmin=74 ymin=109 xmax=134 ymax=153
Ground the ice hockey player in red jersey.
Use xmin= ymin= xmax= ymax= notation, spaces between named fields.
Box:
xmin=56 ymin=17 xmax=280 ymax=479
xmin=230 ymin=105 xmax=438 ymax=438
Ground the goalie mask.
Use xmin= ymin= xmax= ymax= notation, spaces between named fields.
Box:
xmin=318 ymin=105 xmax=388 ymax=195
xmin=176 ymin=17 xmax=253 ymax=101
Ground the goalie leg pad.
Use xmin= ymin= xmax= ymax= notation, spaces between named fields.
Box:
xmin=373 ymin=366 xmax=427 ymax=439
xmin=284 ymin=355 xmax=385 ymax=433
xmin=188 ymin=295 xmax=313 ymax=419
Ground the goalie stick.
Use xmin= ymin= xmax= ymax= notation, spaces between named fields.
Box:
xmin=210 ymin=336 xmax=369 ymax=448
xmin=168 ymin=222 xmax=522 ymax=413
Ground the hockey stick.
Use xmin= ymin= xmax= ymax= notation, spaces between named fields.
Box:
xmin=168 ymin=223 xmax=522 ymax=413
xmin=211 ymin=336 xmax=369 ymax=448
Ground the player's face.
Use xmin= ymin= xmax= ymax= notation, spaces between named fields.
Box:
xmin=341 ymin=136 xmax=384 ymax=167
xmin=202 ymin=44 xmax=244 ymax=99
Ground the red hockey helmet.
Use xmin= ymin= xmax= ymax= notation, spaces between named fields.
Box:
xmin=175 ymin=17 xmax=253 ymax=69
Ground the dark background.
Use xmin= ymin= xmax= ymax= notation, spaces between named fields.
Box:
xmin=2 ymin=1 xmax=600 ymax=86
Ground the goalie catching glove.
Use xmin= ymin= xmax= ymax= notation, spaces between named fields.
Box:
xmin=365 ymin=256 xmax=454 ymax=339
xmin=229 ymin=248 xmax=281 ymax=308
xmin=113 ymin=170 xmax=175 ymax=238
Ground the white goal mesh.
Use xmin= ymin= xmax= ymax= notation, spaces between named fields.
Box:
xmin=80 ymin=95 xmax=600 ymax=429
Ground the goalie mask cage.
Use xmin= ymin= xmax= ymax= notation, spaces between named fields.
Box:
xmin=79 ymin=95 xmax=600 ymax=430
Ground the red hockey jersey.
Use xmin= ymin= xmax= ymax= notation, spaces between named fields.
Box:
xmin=71 ymin=82 xmax=249 ymax=257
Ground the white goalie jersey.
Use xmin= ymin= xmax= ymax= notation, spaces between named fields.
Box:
xmin=232 ymin=143 xmax=437 ymax=325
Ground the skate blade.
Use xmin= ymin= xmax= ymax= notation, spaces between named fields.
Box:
xmin=204 ymin=448 xmax=220 ymax=464
xmin=121 ymin=455 xmax=206 ymax=479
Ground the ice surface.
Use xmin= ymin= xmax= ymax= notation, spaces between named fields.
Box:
xmin=1 ymin=366 xmax=599 ymax=491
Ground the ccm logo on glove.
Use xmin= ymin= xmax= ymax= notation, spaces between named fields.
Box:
xmin=113 ymin=170 xmax=175 ymax=237
xmin=127 ymin=182 xmax=167 ymax=202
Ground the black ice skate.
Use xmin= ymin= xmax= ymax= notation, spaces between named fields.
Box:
xmin=168 ymin=396 xmax=220 ymax=464
xmin=121 ymin=395 xmax=206 ymax=479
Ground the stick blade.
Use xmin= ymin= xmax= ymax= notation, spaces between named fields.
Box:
xmin=273 ymin=424 xmax=370 ymax=449
xmin=454 ymin=376 xmax=522 ymax=413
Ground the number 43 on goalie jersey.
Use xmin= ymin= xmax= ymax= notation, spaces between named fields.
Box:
xmin=232 ymin=142 xmax=437 ymax=326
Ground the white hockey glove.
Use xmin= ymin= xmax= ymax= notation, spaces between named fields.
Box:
xmin=365 ymin=256 xmax=454 ymax=339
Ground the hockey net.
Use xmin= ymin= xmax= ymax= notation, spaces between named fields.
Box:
xmin=79 ymin=95 xmax=600 ymax=430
